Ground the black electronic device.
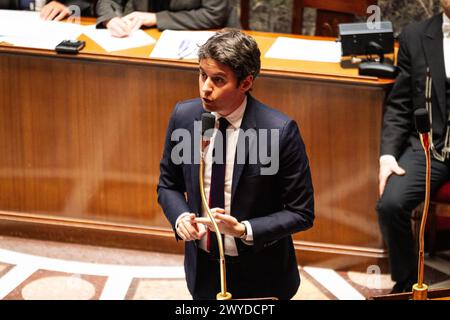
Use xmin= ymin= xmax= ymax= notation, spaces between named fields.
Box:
xmin=55 ymin=40 xmax=85 ymax=54
xmin=358 ymin=40 xmax=398 ymax=78
xmin=338 ymin=21 xmax=398 ymax=78
xmin=338 ymin=21 xmax=394 ymax=56
xmin=358 ymin=61 xmax=398 ymax=78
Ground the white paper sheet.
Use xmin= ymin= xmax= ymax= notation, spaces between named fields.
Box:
xmin=0 ymin=10 xmax=85 ymax=50
xmin=82 ymin=25 xmax=155 ymax=52
xmin=1 ymin=35 xmax=65 ymax=50
xmin=150 ymin=30 xmax=215 ymax=60
xmin=265 ymin=37 xmax=342 ymax=63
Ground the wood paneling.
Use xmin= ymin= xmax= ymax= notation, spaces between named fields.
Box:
xmin=253 ymin=77 xmax=384 ymax=250
xmin=0 ymin=55 xmax=199 ymax=227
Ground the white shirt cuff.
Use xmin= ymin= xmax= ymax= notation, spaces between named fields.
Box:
xmin=175 ymin=212 xmax=191 ymax=235
xmin=240 ymin=220 xmax=254 ymax=246
xmin=380 ymin=154 xmax=396 ymax=163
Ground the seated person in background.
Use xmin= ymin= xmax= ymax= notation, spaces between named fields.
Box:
xmin=39 ymin=0 xmax=95 ymax=20
xmin=0 ymin=0 xmax=94 ymax=20
xmin=96 ymin=0 xmax=240 ymax=38
xmin=377 ymin=0 xmax=450 ymax=294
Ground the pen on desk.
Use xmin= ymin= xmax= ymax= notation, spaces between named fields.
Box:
xmin=178 ymin=40 xmax=187 ymax=49
xmin=177 ymin=41 xmax=199 ymax=59
xmin=178 ymin=47 xmax=197 ymax=59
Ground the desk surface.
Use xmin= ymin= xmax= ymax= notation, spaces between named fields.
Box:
xmin=0 ymin=17 xmax=394 ymax=86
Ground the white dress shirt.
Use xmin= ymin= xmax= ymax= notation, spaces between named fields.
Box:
xmin=176 ymin=96 xmax=253 ymax=256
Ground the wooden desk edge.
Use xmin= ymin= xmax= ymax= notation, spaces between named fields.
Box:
xmin=0 ymin=44 xmax=393 ymax=88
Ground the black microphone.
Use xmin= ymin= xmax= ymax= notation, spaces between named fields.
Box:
xmin=367 ymin=41 xmax=385 ymax=63
xmin=414 ymin=108 xmax=430 ymax=134
xmin=201 ymin=112 xmax=216 ymax=138
xmin=201 ymin=113 xmax=216 ymax=156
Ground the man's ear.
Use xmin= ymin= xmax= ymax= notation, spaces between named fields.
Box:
xmin=239 ymin=75 xmax=254 ymax=93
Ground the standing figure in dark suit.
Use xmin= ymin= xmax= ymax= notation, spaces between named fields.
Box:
xmin=0 ymin=0 xmax=94 ymax=19
xmin=96 ymin=0 xmax=239 ymax=37
xmin=377 ymin=0 xmax=450 ymax=294
xmin=157 ymin=29 xmax=314 ymax=300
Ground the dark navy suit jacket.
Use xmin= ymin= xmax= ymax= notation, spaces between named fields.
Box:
xmin=157 ymin=95 xmax=314 ymax=299
xmin=381 ymin=13 xmax=447 ymax=158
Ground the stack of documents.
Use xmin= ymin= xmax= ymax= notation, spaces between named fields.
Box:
xmin=265 ymin=37 xmax=342 ymax=63
xmin=82 ymin=25 xmax=156 ymax=52
xmin=150 ymin=30 xmax=215 ymax=60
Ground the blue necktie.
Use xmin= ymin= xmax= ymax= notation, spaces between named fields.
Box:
xmin=208 ymin=117 xmax=229 ymax=257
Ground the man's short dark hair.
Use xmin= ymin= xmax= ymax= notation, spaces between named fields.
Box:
xmin=198 ymin=29 xmax=261 ymax=84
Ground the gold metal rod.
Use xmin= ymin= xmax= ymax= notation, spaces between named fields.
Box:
xmin=413 ymin=133 xmax=430 ymax=300
xmin=199 ymin=155 xmax=232 ymax=300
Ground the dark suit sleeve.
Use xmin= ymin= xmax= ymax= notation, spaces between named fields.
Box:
xmin=157 ymin=104 xmax=191 ymax=233
xmin=249 ymin=120 xmax=315 ymax=248
xmin=380 ymin=30 xmax=414 ymax=159
xmin=96 ymin=0 xmax=126 ymax=27
xmin=0 ymin=0 xmax=15 ymax=9
xmin=156 ymin=0 xmax=229 ymax=30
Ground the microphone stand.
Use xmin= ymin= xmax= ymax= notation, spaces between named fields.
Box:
xmin=412 ymin=132 xmax=431 ymax=300
xmin=199 ymin=139 xmax=232 ymax=300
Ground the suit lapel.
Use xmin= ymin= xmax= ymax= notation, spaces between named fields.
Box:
xmin=422 ymin=14 xmax=446 ymax=118
xmin=231 ymin=95 xmax=257 ymax=203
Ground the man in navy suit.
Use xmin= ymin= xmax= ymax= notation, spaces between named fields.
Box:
xmin=157 ymin=29 xmax=314 ymax=300
xmin=377 ymin=0 xmax=450 ymax=293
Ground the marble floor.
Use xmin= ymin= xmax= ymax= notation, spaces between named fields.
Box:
xmin=0 ymin=235 xmax=449 ymax=300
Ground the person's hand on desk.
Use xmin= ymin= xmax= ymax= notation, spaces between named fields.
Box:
xmin=40 ymin=1 xmax=70 ymax=21
xmin=195 ymin=208 xmax=246 ymax=239
xmin=106 ymin=13 xmax=156 ymax=38
xmin=379 ymin=155 xmax=406 ymax=196
xmin=106 ymin=17 xmax=136 ymax=38
xmin=122 ymin=12 xmax=157 ymax=30
xmin=176 ymin=213 xmax=207 ymax=241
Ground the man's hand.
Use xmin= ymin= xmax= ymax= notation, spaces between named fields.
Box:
xmin=40 ymin=1 xmax=70 ymax=21
xmin=106 ymin=17 xmax=136 ymax=38
xmin=122 ymin=12 xmax=157 ymax=30
xmin=176 ymin=213 xmax=207 ymax=241
xmin=379 ymin=156 xmax=406 ymax=196
xmin=195 ymin=208 xmax=246 ymax=238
